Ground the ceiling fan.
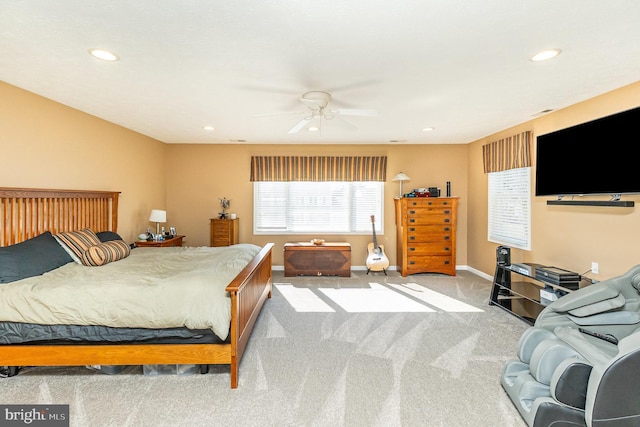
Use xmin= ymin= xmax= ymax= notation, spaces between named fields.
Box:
xmin=258 ymin=91 xmax=378 ymax=134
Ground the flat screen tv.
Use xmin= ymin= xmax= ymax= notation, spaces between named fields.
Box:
xmin=535 ymin=106 xmax=640 ymax=197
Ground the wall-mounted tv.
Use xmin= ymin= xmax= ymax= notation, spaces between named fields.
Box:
xmin=535 ymin=106 xmax=640 ymax=197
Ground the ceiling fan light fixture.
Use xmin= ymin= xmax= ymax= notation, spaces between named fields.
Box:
xmin=531 ymin=48 xmax=561 ymax=62
xmin=89 ymin=48 xmax=119 ymax=61
xmin=422 ymin=127 xmax=434 ymax=132
xmin=308 ymin=126 xmax=320 ymax=132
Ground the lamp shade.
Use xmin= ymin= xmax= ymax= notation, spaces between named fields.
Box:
xmin=392 ymin=172 xmax=411 ymax=182
xmin=149 ymin=209 xmax=167 ymax=223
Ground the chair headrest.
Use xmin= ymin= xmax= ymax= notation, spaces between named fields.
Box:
xmin=631 ymin=273 xmax=640 ymax=293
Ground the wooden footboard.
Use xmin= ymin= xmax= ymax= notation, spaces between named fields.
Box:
xmin=227 ymin=242 xmax=273 ymax=388
xmin=0 ymin=187 xmax=273 ymax=388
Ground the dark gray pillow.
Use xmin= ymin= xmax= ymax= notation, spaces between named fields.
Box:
xmin=96 ymin=231 xmax=124 ymax=243
xmin=0 ymin=231 xmax=73 ymax=283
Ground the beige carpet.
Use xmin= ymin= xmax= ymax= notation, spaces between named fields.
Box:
xmin=0 ymin=270 xmax=529 ymax=426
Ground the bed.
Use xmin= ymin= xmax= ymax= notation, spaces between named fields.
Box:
xmin=0 ymin=187 xmax=273 ymax=388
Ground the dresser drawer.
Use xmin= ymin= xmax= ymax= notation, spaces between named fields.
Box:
xmin=406 ymin=225 xmax=454 ymax=242
xmin=406 ymin=212 xmax=454 ymax=225
xmin=404 ymin=199 xmax=455 ymax=209
xmin=213 ymin=222 xmax=230 ymax=233
xmin=407 ymin=243 xmax=453 ymax=256
xmin=405 ymin=255 xmax=455 ymax=275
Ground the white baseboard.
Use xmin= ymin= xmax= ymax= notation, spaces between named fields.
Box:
xmin=273 ymin=264 xmax=494 ymax=280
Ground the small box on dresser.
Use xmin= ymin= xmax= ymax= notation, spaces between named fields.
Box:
xmin=394 ymin=197 xmax=458 ymax=276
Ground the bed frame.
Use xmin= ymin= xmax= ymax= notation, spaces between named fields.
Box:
xmin=0 ymin=187 xmax=273 ymax=388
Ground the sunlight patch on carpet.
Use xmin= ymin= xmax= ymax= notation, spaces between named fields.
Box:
xmin=275 ymin=284 xmax=335 ymax=312
xmin=390 ymin=282 xmax=484 ymax=313
xmin=319 ymin=283 xmax=434 ymax=312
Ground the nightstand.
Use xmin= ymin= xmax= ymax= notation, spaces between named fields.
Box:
xmin=210 ymin=218 xmax=239 ymax=246
xmin=135 ymin=235 xmax=185 ymax=248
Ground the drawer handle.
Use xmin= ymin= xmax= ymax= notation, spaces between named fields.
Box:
xmin=444 ymin=210 xmax=450 ymax=214
xmin=444 ymin=261 xmax=450 ymax=265
xmin=444 ymin=236 xmax=450 ymax=240
xmin=444 ymin=218 xmax=450 ymax=223
xmin=409 ymin=210 xmax=416 ymax=214
xmin=409 ymin=236 xmax=415 ymax=240
xmin=444 ymin=227 xmax=450 ymax=231
xmin=409 ymin=219 xmax=416 ymax=223
xmin=409 ymin=261 xmax=416 ymax=265
xmin=409 ymin=247 xmax=416 ymax=251
xmin=409 ymin=227 xmax=415 ymax=232
xmin=444 ymin=247 xmax=450 ymax=251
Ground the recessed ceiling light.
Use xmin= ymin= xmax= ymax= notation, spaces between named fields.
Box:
xmin=203 ymin=125 xmax=215 ymax=131
xmin=308 ymin=126 xmax=320 ymax=132
xmin=422 ymin=127 xmax=435 ymax=132
xmin=89 ymin=49 xmax=119 ymax=61
xmin=531 ymin=49 xmax=561 ymax=62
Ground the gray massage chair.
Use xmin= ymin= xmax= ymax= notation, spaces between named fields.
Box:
xmin=500 ymin=264 xmax=640 ymax=427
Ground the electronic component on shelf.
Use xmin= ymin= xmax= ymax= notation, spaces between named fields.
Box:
xmin=535 ymin=266 xmax=581 ymax=290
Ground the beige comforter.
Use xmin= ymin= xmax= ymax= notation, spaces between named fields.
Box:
xmin=0 ymin=243 xmax=261 ymax=340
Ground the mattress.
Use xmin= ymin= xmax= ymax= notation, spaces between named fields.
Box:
xmin=0 ymin=321 xmax=228 ymax=345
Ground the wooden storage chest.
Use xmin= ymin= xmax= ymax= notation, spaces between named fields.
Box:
xmin=284 ymin=242 xmax=351 ymax=277
xmin=394 ymin=197 xmax=458 ymax=276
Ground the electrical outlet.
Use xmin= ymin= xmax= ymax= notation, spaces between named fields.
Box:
xmin=591 ymin=262 xmax=599 ymax=275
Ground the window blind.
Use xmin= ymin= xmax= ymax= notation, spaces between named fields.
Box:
xmin=254 ymin=181 xmax=383 ymax=234
xmin=488 ymin=167 xmax=531 ymax=250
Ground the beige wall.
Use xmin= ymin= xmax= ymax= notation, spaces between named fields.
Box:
xmin=4 ymin=78 xmax=640 ymax=279
xmin=165 ymin=144 xmax=468 ymax=266
xmin=467 ymin=81 xmax=640 ymax=281
xmin=0 ymin=82 xmax=167 ymax=242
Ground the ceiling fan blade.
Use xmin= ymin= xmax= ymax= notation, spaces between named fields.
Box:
xmin=298 ymin=98 xmax=322 ymax=112
xmin=332 ymin=114 xmax=358 ymax=130
xmin=332 ymin=108 xmax=379 ymax=117
xmin=288 ymin=117 xmax=313 ymax=134
xmin=254 ymin=111 xmax=304 ymax=117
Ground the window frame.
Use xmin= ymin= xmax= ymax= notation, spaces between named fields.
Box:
xmin=253 ymin=180 xmax=384 ymax=235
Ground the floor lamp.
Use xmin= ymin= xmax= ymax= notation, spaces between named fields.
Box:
xmin=392 ymin=172 xmax=411 ymax=197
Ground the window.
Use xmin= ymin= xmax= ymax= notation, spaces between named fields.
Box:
xmin=254 ymin=181 xmax=383 ymax=235
xmin=488 ymin=167 xmax=531 ymax=250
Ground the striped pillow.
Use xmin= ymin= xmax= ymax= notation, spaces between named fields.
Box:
xmin=56 ymin=228 xmax=102 ymax=262
xmin=81 ymin=240 xmax=131 ymax=266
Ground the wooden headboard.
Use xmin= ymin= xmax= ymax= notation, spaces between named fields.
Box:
xmin=0 ymin=188 xmax=120 ymax=247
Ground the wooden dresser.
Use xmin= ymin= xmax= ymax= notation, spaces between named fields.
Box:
xmin=210 ymin=218 xmax=239 ymax=246
xmin=394 ymin=197 xmax=458 ymax=276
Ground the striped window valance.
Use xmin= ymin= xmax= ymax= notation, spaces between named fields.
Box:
xmin=250 ymin=156 xmax=387 ymax=182
xmin=482 ymin=131 xmax=532 ymax=173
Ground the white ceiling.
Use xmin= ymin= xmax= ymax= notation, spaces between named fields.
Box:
xmin=2 ymin=1 xmax=640 ymax=145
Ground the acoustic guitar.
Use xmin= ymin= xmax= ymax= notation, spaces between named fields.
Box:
xmin=366 ymin=215 xmax=390 ymax=275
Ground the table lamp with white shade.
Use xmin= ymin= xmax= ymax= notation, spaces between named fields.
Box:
xmin=149 ymin=209 xmax=167 ymax=239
